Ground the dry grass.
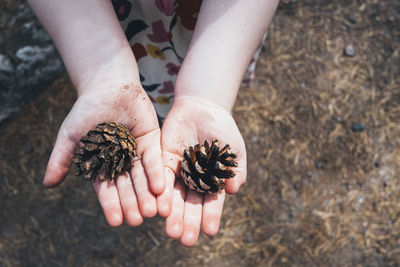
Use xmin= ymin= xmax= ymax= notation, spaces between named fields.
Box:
xmin=0 ymin=0 xmax=399 ymax=266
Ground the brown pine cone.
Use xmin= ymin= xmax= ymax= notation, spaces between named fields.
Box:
xmin=181 ymin=140 xmax=238 ymax=194
xmin=72 ymin=122 xmax=137 ymax=182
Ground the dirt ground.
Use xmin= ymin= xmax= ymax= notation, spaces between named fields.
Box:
xmin=1 ymin=0 xmax=399 ymax=266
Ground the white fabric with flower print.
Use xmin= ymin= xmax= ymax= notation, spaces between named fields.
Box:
xmin=112 ymin=0 xmax=264 ymax=121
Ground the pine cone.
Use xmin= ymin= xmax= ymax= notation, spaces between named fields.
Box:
xmin=72 ymin=122 xmax=137 ymax=182
xmin=181 ymin=140 xmax=238 ymax=194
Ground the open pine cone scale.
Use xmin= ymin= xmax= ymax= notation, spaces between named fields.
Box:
xmin=181 ymin=140 xmax=238 ymax=194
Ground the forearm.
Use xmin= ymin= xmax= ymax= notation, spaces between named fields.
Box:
xmin=28 ymin=0 xmax=139 ymax=94
xmin=175 ymin=0 xmax=279 ymax=111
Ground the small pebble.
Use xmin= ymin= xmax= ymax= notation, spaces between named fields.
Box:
xmin=351 ymin=122 xmax=366 ymax=132
xmin=315 ymin=158 xmax=328 ymax=169
xmin=344 ymin=45 xmax=355 ymax=57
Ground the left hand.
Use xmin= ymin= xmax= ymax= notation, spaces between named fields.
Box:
xmin=157 ymin=96 xmax=247 ymax=246
xmin=43 ymin=83 xmax=165 ymax=227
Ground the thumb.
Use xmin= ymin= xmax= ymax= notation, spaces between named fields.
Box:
xmin=43 ymin=126 xmax=76 ymax=187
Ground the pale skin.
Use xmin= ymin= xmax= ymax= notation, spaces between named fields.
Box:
xmin=28 ymin=0 xmax=279 ymax=246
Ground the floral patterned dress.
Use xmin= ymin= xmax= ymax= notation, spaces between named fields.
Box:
xmin=112 ymin=0 xmax=264 ymax=121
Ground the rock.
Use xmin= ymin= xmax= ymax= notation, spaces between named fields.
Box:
xmin=13 ymin=5 xmax=35 ymax=24
xmin=20 ymin=21 xmax=51 ymax=44
xmin=0 ymin=55 xmax=17 ymax=120
xmin=16 ymin=45 xmax=50 ymax=62
xmin=0 ymin=107 xmax=19 ymax=122
xmin=0 ymin=45 xmax=63 ymax=124
xmin=15 ymin=45 xmax=62 ymax=88
xmin=0 ymin=54 xmax=16 ymax=93
xmin=0 ymin=54 xmax=14 ymax=72
xmin=344 ymin=45 xmax=355 ymax=57
xmin=351 ymin=122 xmax=366 ymax=132
xmin=0 ymin=3 xmax=65 ymax=124
xmin=33 ymin=28 xmax=52 ymax=43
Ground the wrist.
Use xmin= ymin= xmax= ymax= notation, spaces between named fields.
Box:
xmin=74 ymin=46 xmax=141 ymax=96
xmin=173 ymin=95 xmax=234 ymax=115
xmin=173 ymin=51 xmax=241 ymax=112
xmin=174 ymin=83 xmax=238 ymax=112
xmin=77 ymin=80 xmax=143 ymax=99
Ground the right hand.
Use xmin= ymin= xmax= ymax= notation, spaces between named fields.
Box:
xmin=156 ymin=97 xmax=247 ymax=246
xmin=43 ymin=82 xmax=165 ymax=227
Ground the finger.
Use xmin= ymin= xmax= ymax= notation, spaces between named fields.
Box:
xmin=165 ymin=179 xmax=186 ymax=239
xmin=94 ymin=178 xmax=123 ymax=227
xmin=202 ymin=190 xmax=225 ymax=236
xmin=131 ymin=160 xmax=157 ymax=218
xmin=116 ymin=171 xmax=143 ymax=227
xmin=180 ymin=190 xmax=203 ymax=247
xmin=162 ymin=151 xmax=183 ymax=174
xmin=43 ymin=127 xmax=75 ymax=187
xmin=225 ymin=150 xmax=247 ymax=194
xmin=157 ymin=167 xmax=175 ymax=217
xmin=138 ymin=128 xmax=165 ymax=195
xmin=225 ymin=166 xmax=246 ymax=194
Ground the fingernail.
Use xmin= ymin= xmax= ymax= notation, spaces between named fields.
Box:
xmin=158 ymin=202 xmax=170 ymax=217
xmin=127 ymin=210 xmax=143 ymax=226
xmin=208 ymin=220 xmax=219 ymax=234
xmin=181 ymin=231 xmax=196 ymax=246
xmin=167 ymin=223 xmax=182 ymax=238
xmin=110 ymin=213 xmax=122 ymax=226
xmin=142 ymin=202 xmax=156 ymax=218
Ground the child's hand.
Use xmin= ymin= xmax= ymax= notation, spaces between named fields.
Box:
xmin=154 ymin=0 xmax=278 ymax=245
xmin=157 ymin=97 xmax=247 ymax=246
xmin=44 ymin=83 xmax=165 ymax=227
xmin=28 ymin=0 xmax=167 ymax=227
